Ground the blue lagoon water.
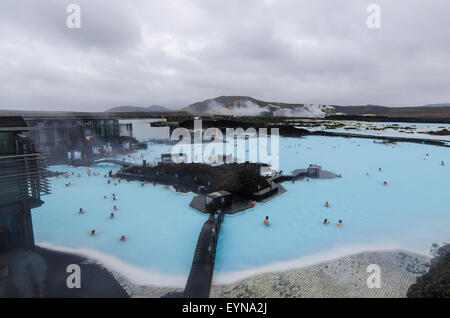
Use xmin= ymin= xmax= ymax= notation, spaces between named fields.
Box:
xmin=32 ymin=135 xmax=450 ymax=286
xmin=33 ymin=165 xmax=207 ymax=285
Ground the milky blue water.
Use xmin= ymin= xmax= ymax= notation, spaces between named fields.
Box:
xmin=215 ymin=137 xmax=450 ymax=275
xmin=33 ymin=165 xmax=207 ymax=278
xmin=308 ymin=121 xmax=450 ymax=144
xmin=32 ymin=135 xmax=450 ymax=285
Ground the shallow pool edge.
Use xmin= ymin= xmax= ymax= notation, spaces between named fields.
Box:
xmin=37 ymin=242 xmax=431 ymax=289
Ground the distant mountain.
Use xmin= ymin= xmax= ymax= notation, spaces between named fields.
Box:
xmin=182 ymin=96 xmax=334 ymax=117
xmin=2 ymin=98 xmax=450 ymax=120
xmin=106 ymin=105 xmax=174 ymax=113
xmin=423 ymin=103 xmax=450 ymax=107
xmin=332 ymin=104 xmax=450 ymax=119
xmin=182 ymin=96 xmax=450 ymax=119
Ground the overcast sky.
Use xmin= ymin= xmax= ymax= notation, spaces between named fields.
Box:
xmin=0 ymin=0 xmax=449 ymax=111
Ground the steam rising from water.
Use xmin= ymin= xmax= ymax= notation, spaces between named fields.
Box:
xmin=205 ymin=100 xmax=268 ymax=116
xmin=204 ymin=100 xmax=333 ymax=117
xmin=273 ymin=104 xmax=332 ymax=118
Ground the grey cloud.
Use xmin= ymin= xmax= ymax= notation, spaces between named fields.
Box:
xmin=0 ymin=0 xmax=449 ymax=111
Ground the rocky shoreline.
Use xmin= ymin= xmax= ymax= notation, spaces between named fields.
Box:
xmin=118 ymin=162 xmax=269 ymax=197
xmin=407 ymin=244 xmax=450 ymax=298
xmin=177 ymin=119 xmax=450 ymax=147
xmin=310 ymin=130 xmax=450 ymax=147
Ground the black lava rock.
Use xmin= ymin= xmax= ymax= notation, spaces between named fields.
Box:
xmin=407 ymin=244 xmax=450 ymax=298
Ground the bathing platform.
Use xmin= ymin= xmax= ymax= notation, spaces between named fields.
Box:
xmin=275 ymin=165 xmax=338 ymax=182
xmin=190 ymin=195 xmax=254 ymax=215
xmin=289 ymin=168 xmax=337 ymax=179
xmin=256 ymin=184 xmax=287 ymax=203
xmin=190 ymin=178 xmax=287 ymax=214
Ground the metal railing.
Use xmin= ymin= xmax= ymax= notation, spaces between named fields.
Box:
xmin=0 ymin=152 xmax=51 ymax=204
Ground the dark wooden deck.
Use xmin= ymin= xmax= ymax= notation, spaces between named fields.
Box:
xmin=183 ymin=212 xmax=225 ymax=298
xmin=190 ymin=195 xmax=254 ymax=215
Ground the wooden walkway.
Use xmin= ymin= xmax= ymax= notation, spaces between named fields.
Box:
xmin=183 ymin=212 xmax=225 ymax=298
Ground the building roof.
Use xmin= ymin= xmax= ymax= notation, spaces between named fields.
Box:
xmin=207 ymin=191 xmax=232 ymax=199
xmin=0 ymin=116 xmax=31 ymax=131
xmin=161 ymin=153 xmax=187 ymax=158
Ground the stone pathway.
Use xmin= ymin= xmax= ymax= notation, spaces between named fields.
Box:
xmin=105 ymin=249 xmax=430 ymax=298
xmin=209 ymin=250 xmax=430 ymax=298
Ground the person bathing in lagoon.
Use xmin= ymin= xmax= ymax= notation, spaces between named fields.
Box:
xmin=113 ymin=205 xmax=118 ymax=211
xmin=383 ymin=181 xmax=388 ymax=186
xmin=89 ymin=230 xmax=96 ymax=236
xmin=110 ymin=213 xmax=114 ymax=219
xmin=107 ymin=180 xmax=111 ymax=184
xmin=264 ymin=216 xmax=270 ymax=227
xmin=119 ymin=235 xmax=127 ymax=242
xmin=78 ymin=208 xmax=84 ymax=214
xmin=325 ymin=201 xmax=330 ymax=208
xmin=323 ymin=218 xmax=329 ymax=225
xmin=441 ymin=161 xmax=445 ymax=166
xmin=103 ymin=195 xmax=107 ymax=199
xmin=337 ymin=220 xmax=343 ymax=227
